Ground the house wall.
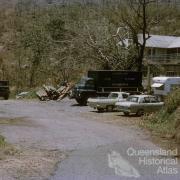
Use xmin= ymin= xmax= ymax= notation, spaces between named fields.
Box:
xmin=163 ymin=65 xmax=180 ymax=76
xmin=145 ymin=47 xmax=180 ymax=77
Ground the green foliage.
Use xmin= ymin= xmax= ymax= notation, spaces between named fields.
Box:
xmin=142 ymin=88 xmax=180 ymax=136
xmin=142 ymin=111 xmax=176 ymax=135
xmin=46 ymin=18 xmax=66 ymax=40
xmin=0 ymin=135 xmax=6 ymax=147
xmin=0 ymin=2 xmax=180 ymax=89
xmin=164 ymin=88 xmax=180 ymax=114
xmin=24 ymin=90 xmax=38 ymax=99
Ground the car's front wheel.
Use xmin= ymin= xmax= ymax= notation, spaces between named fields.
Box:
xmin=75 ymin=98 xmax=87 ymax=106
xmin=4 ymin=95 xmax=9 ymax=100
xmin=97 ymin=108 xmax=104 ymax=113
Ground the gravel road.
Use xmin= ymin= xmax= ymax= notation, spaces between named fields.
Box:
xmin=0 ymin=99 xmax=179 ymax=180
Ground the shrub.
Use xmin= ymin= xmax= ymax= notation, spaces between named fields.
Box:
xmin=164 ymin=88 xmax=180 ymax=113
xmin=0 ymin=135 xmax=6 ymax=147
xmin=141 ymin=88 xmax=180 ymax=136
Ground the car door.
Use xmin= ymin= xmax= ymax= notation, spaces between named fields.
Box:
xmin=107 ymin=93 xmax=119 ymax=106
xmin=149 ymin=96 xmax=163 ymax=112
xmin=140 ymin=97 xmax=151 ymax=112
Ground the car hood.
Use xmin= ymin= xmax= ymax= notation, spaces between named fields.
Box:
xmin=115 ymin=101 xmax=137 ymax=107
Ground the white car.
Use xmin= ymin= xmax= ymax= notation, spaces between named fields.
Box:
xmin=115 ymin=95 xmax=164 ymax=116
xmin=87 ymin=92 xmax=129 ymax=112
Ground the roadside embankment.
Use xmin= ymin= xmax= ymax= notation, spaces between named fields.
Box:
xmin=141 ymin=88 xmax=180 ymax=144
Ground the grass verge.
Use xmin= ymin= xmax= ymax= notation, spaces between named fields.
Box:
xmin=141 ymin=88 xmax=180 ymax=141
xmin=0 ymin=135 xmax=6 ymax=147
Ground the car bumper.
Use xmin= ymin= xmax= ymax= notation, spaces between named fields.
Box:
xmin=87 ymin=102 xmax=105 ymax=109
xmin=116 ymin=106 xmax=131 ymax=113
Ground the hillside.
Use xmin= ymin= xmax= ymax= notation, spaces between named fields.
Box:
xmin=0 ymin=0 xmax=179 ymax=89
xmin=0 ymin=0 xmax=179 ymax=6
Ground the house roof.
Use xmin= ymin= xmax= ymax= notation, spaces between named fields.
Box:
xmin=138 ymin=34 xmax=180 ymax=48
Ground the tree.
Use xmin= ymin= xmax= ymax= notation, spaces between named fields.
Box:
xmin=14 ymin=1 xmax=51 ymax=87
xmin=120 ymin=0 xmax=158 ymax=72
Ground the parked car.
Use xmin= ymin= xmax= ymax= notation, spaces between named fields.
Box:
xmin=115 ymin=95 xmax=164 ymax=116
xmin=87 ymin=92 xmax=129 ymax=112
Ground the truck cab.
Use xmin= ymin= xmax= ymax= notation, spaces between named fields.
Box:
xmin=71 ymin=77 xmax=97 ymax=105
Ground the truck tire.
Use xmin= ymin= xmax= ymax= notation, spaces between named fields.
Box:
xmin=97 ymin=108 xmax=104 ymax=113
xmin=76 ymin=98 xmax=87 ymax=106
xmin=4 ymin=95 xmax=9 ymax=100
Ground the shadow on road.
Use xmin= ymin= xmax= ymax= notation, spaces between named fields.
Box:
xmin=71 ymin=103 xmax=87 ymax=107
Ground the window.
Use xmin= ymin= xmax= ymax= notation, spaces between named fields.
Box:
xmin=156 ymin=84 xmax=164 ymax=91
xmin=150 ymin=97 xmax=158 ymax=103
xmin=86 ymin=80 xmax=94 ymax=86
xmin=127 ymin=96 xmax=139 ymax=103
xmin=144 ymin=97 xmax=150 ymax=103
xmin=122 ymin=93 xmax=129 ymax=99
xmin=108 ymin=93 xmax=118 ymax=99
xmin=79 ymin=78 xmax=86 ymax=85
xmin=166 ymin=71 xmax=176 ymax=76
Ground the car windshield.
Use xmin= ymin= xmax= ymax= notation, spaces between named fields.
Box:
xmin=108 ymin=93 xmax=118 ymax=99
xmin=127 ymin=96 xmax=139 ymax=102
xmin=79 ymin=78 xmax=86 ymax=85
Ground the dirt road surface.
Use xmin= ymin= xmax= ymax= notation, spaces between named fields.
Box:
xmin=0 ymin=99 xmax=179 ymax=180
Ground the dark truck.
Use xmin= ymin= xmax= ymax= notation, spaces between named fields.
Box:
xmin=0 ymin=81 xmax=10 ymax=100
xmin=71 ymin=70 xmax=143 ymax=105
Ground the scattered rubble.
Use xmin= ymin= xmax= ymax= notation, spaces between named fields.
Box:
xmin=36 ymin=82 xmax=73 ymax=101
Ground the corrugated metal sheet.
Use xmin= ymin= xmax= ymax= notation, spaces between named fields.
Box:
xmin=138 ymin=34 xmax=180 ymax=48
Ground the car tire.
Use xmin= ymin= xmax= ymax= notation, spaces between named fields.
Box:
xmin=136 ymin=109 xmax=144 ymax=116
xmin=76 ymin=98 xmax=87 ymax=106
xmin=97 ymin=108 xmax=104 ymax=113
xmin=106 ymin=105 xmax=114 ymax=112
xmin=4 ymin=95 xmax=9 ymax=100
xmin=123 ymin=112 xmax=129 ymax=116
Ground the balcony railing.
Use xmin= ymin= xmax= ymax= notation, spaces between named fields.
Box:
xmin=145 ymin=54 xmax=180 ymax=64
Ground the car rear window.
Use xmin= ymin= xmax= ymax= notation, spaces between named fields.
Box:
xmin=108 ymin=93 xmax=118 ymax=99
xmin=150 ymin=97 xmax=158 ymax=103
xmin=144 ymin=97 xmax=150 ymax=103
xmin=122 ymin=93 xmax=129 ymax=99
xmin=127 ymin=96 xmax=139 ymax=102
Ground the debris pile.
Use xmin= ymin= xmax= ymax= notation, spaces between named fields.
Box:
xmin=36 ymin=83 xmax=73 ymax=101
